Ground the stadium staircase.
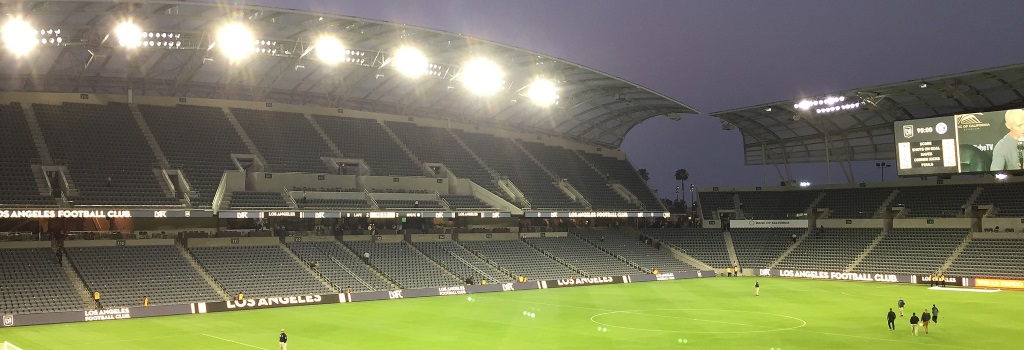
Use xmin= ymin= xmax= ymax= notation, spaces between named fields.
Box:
xmin=303 ymin=113 xmax=344 ymax=158
xmin=452 ymin=239 xmax=518 ymax=279
xmin=655 ymin=241 xmax=714 ymax=271
xmin=574 ymin=153 xmax=648 ymax=210
xmin=522 ymin=238 xmax=587 ymax=277
xmin=175 ymin=243 xmax=230 ymax=300
xmin=280 ymin=242 xmax=340 ymax=293
xmin=733 ymin=193 xmax=744 ymax=219
xmin=405 ymin=241 xmax=464 ymax=281
xmin=128 ymin=104 xmax=171 ymax=169
xmin=222 ymin=107 xmax=270 ymax=171
xmin=875 ymin=189 xmax=899 ymax=218
xmin=845 ymin=228 xmax=888 ymax=272
xmin=378 ymin=121 xmax=429 ymax=176
xmin=939 ymin=234 xmax=973 ymax=274
xmin=446 ymin=129 xmax=502 ymax=190
xmin=722 ymin=231 xmax=741 ymax=268
xmin=337 ymin=240 xmax=401 ymax=289
xmin=21 ymin=104 xmax=53 ymax=165
xmin=767 ymin=229 xmax=810 ymax=269
xmin=60 ymin=250 xmax=98 ymax=310
xmin=963 ymin=187 xmax=984 ymax=216
xmin=567 ymin=230 xmax=645 ymax=272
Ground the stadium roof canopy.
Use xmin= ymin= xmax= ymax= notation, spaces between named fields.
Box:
xmin=711 ymin=64 xmax=1024 ymax=166
xmin=0 ymin=0 xmax=697 ymax=148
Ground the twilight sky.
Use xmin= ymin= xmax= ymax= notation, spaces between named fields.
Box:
xmin=235 ymin=0 xmax=1024 ymax=200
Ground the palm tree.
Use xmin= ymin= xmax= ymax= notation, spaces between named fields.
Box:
xmin=637 ymin=168 xmax=650 ymax=183
xmin=674 ymin=168 xmax=689 ymax=201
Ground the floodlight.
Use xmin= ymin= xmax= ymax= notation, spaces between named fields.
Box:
xmin=114 ymin=21 xmax=143 ymax=48
xmin=995 ymin=173 xmax=1008 ymax=181
xmin=392 ymin=46 xmax=428 ymax=78
xmin=314 ymin=35 xmax=344 ymax=65
xmin=525 ymin=78 xmax=558 ymax=106
xmin=216 ymin=23 xmax=255 ymax=62
xmin=799 ymin=181 xmax=811 ymax=187
xmin=2 ymin=17 xmax=38 ymax=56
xmin=460 ymin=58 xmax=505 ymax=95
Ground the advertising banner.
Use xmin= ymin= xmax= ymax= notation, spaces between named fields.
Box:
xmin=206 ymin=294 xmax=342 ymax=313
xmin=756 ymin=269 xmax=911 ymax=283
xmin=729 ymin=220 xmax=808 ymax=229
xmin=911 ymin=275 xmax=970 ymax=287
xmin=974 ymin=278 xmax=1024 ymax=290
xmin=2 ymin=304 xmax=190 ymax=328
xmin=542 ymin=276 xmax=625 ymax=289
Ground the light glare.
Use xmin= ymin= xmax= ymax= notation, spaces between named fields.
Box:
xmin=3 ymin=18 xmax=38 ymax=56
xmin=315 ymin=36 xmax=344 ymax=65
xmin=216 ymin=23 xmax=255 ymax=62
xmin=525 ymin=78 xmax=558 ymax=106
xmin=393 ymin=46 xmax=428 ymax=77
xmin=461 ymin=58 xmax=504 ymax=95
xmin=115 ymin=21 xmax=143 ymax=48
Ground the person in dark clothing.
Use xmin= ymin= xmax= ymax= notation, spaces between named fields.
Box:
xmin=279 ymin=329 xmax=288 ymax=350
xmin=55 ymin=249 xmax=62 ymax=264
xmin=921 ymin=310 xmax=931 ymax=334
xmin=897 ymin=297 xmax=906 ymax=317
xmin=931 ymin=304 xmax=939 ymax=323
xmin=909 ymin=313 xmax=920 ymax=336
xmin=887 ymin=308 xmax=897 ymax=330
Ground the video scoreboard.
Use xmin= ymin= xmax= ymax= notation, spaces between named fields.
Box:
xmin=894 ymin=108 xmax=1022 ymax=176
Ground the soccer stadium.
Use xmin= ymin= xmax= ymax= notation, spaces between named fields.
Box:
xmin=1 ymin=1 xmax=1023 ymax=349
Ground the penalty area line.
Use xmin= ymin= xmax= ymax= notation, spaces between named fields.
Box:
xmin=200 ymin=333 xmax=265 ymax=349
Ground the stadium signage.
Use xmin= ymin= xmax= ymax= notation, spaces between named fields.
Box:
xmin=0 ymin=210 xmax=131 ymax=219
xmin=655 ymin=273 xmax=676 ymax=281
xmin=975 ymin=278 xmax=1024 ymax=290
xmin=730 ymin=220 xmax=808 ymax=229
xmin=388 ymin=290 xmax=404 ymax=299
xmin=266 ymin=211 xmax=297 ymax=217
xmin=3 ymin=315 xmax=12 ymax=327
xmin=226 ymin=295 xmax=324 ymax=310
xmin=525 ymin=212 xmax=670 ymax=218
xmin=554 ymin=276 xmax=616 ymax=287
xmin=438 ymin=286 xmax=467 ymax=296
xmin=759 ymin=269 xmax=907 ymax=283
xmin=912 ymin=275 xmax=967 ymax=286
xmin=84 ymin=308 xmax=131 ymax=321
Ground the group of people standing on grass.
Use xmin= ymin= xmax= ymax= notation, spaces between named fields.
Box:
xmin=888 ymin=297 xmax=939 ymax=336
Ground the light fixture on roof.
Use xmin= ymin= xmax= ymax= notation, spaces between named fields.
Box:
xmin=114 ymin=21 xmax=143 ymax=48
xmin=215 ymin=22 xmax=255 ymax=62
xmin=995 ymin=173 xmax=1008 ymax=181
xmin=460 ymin=58 xmax=505 ymax=95
xmin=920 ymin=82 xmax=929 ymax=89
xmin=764 ymin=107 xmax=773 ymax=112
xmin=799 ymin=181 xmax=811 ymax=187
xmin=2 ymin=17 xmax=38 ymax=56
xmin=314 ymin=35 xmax=345 ymax=65
xmin=391 ymin=46 xmax=428 ymax=78
xmin=524 ymin=78 xmax=559 ymax=107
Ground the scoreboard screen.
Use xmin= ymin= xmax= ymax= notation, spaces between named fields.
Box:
xmin=894 ymin=108 xmax=1024 ymax=176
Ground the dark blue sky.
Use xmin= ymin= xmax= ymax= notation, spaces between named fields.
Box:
xmin=238 ymin=0 xmax=1024 ymax=199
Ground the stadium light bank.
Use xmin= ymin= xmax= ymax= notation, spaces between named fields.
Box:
xmin=2 ymin=15 xmax=559 ymax=107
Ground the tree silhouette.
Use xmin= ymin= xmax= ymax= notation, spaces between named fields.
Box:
xmin=637 ymin=168 xmax=650 ymax=183
xmin=674 ymin=168 xmax=689 ymax=200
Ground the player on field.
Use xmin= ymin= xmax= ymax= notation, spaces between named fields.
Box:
xmin=279 ymin=329 xmax=288 ymax=350
xmin=909 ymin=313 xmax=920 ymax=336
xmin=897 ymin=297 xmax=905 ymax=317
xmin=931 ymin=304 xmax=939 ymax=323
xmin=921 ymin=310 xmax=931 ymax=334
xmin=754 ymin=280 xmax=760 ymax=296
xmin=887 ymin=308 xmax=896 ymax=330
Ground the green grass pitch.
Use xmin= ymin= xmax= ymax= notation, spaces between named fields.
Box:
xmin=2 ymin=277 xmax=1021 ymax=349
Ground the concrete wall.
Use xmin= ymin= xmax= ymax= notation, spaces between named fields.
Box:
xmin=283 ymin=235 xmax=337 ymax=244
xmin=816 ymin=219 xmax=884 ymax=228
xmin=981 ymin=218 xmax=1024 ymax=231
xmin=971 ymin=231 xmax=1024 ymax=239
xmin=457 ymin=232 xmax=519 ymax=241
xmin=519 ymin=232 xmax=568 ymax=238
xmin=64 ymin=239 xmax=175 ymax=247
xmin=249 ymin=173 xmax=358 ymax=192
xmin=0 ymin=241 xmax=51 ymax=249
xmin=409 ymin=234 xmax=453 ymax=242
xmin=187 ymin=237 xmax=279 ymax=247
xmin=892 ymin=218 xmax=970 ymax=229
